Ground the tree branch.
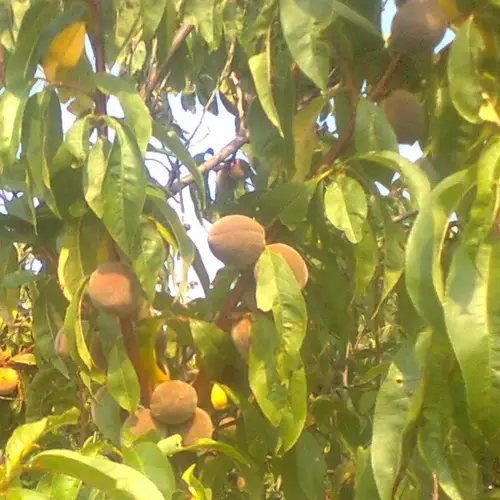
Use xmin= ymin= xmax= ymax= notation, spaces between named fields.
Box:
xmin=167 ymin=132 xmax=249 ymax=197
xmin=142 ymin=23 xmax=195 ymax=102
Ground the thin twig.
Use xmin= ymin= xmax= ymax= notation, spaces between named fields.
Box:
xmin=367 ymin=54 xmax=402 ymax=102
xmin=392 ymin=209 xmax=418 ymax=224
xmin=142 ymin=24 xmax=195 ymax=102
xmin=432 ymin=473 xmax=439 ymax=500
xmin=167 ymin=132 xmax=249 ymax=197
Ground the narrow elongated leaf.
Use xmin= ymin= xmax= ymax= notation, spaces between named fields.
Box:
xmin=107 ymin=338 xmax=140 ymax=414
xmin=331 ymin=0 xmax=382 ymax=39
xmin=30 ymin=450 xmax=164 ymax=500
xmin=463 ymin=136 xmax=500 ymax=256
xmin=184 ymin=0 xmax=217 ymax=50
xmin=325 ymin=176 xmax=368 ymax=244
xmin=5 ymin=1 xmax=56 ymax=86
xmin=123 ymin=442 xmax=175 ymax=500
xmin=142 ymin=0 xmax=166 ymax=40
xmin=100 ymin=118 xmax=146 ymax=256
xmin=293 ymin=97 xmax=325 ymax=181
xmin=255 ymin=250 xmax=307 ymax=356
xmin=280 ymin=0 xmax=331 ymax=90
xmin=444 ymin=242 xmax=500 ymax=439
xmin=153 ymin=121 xmax=206 ymax=210
xmin=372 ymin=330 xmax=432 ymax=500
xmin=7 ymin=488 xmax=48 ymax=499
xmin=84 ymin=139 xmax=111 ymax=219
xmin=65 ymin=115 xmax=93 ymax=163
xmin=95 ymin=74 xmax=152 ymax=156
xmin=448 ymin=18 xmax=484 ymax=124
xmin=355 ymin=99 xmax=398 ymax=154
xmin=57 ymin=214 xmax=102 ymax=301
xmin=406 ymin=168 xmax=476 ymax=333
xmin=5 ymin=408 xmax=79 ymax=482
xmin=130 ymin=219 xmax=166 ymax=303
xmin=249 ymin=49 xmax=283 ymax=136
xmin=354 ymin=221 xmax=378 ymax=298
xmin=0 ymin=87 xmax=29 ymax=173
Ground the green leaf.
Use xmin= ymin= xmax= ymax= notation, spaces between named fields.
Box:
xmin=153 ymin=122 xmax=206 ymax=211
xmin=355 ymin=447 xmax=381 ymax=500
xmin=293 ymin=97 xmax=326 ymax=181
xmin=248 ymin=315 xmax=287 ymax=427
xmin=32 ymin=281 xmax=69 ymax=378
xmin=371 ymin=330 xmax=432 ymax=500
xmin=293 ymin=430 xmax=328 ymax=499
xmin=57 ymin=214 xmax=102 ymax=302
xmin=123 ymin=442 xmax=175 ymax=500
xmin=406 ymin=168 xmax=476 ymax=333
xmin=0 ymin=87 xmax=30 ymax=174
xmin=331 ymin=0 xmax=382 ymax=39
xmin=62 ymin=279 xmax=93 ymax=372
xmin=325 ymin=176 xmax=368 ymax=244
xmin=259 ymin=181 xmax=318 ymax=231
xmin=100 ymin=118 xmax=146 ymax=256
xmin=255 ymin=250 xmax=307 ymax=356
xmin=107 ymin=338 xmax=140 ymax=414
xmin=7 ymin=488 xmax=48 ymax=499
xmin=463 ymin=136 xmax=500 ymax=256
xmin=5 ymin=1 xmax=56 ymax=87
xmin=95 ymin=74 xmax=152 ymax=156
xmin=280 ymin=0 xmax=331 ymax=90
xmin=356 ymin=151 xmax=431 ymax=208
xmin=142 ymin=0 xmax=166 ymax=40
xmin=84 ymin=139 xmax=111 ymax=219
xmin=444 ymin=242 xmax=500 ymax=439
xmin=2 ymin=270 xmax=45 ymax=287
xmin=182 ymin=464 xmax=211 ymax=500
xmin=447 ymin=18 xmax=484 ymax=124
xmin=65 ymin=116 xmax=93 ymax=163
xmin=249 ymin=49 xmax=283 ymax=137
xmin=189 ymin=320 xmax=237 ymax=380
xmin=353 ymin=221 xmax=378 ymax=298
xmin=355 ymin=98 xmax=399 ymax=154
xmin=29 ymin=450 xmax=164 ymax=500
xmin=4 ymin=408 xmax=79 ymax=482
xmin=23 ymin=90 xmax=62 ymax=218
xmin=91 ymin=386 xmax=123 ymax=446
xmin=130 ymin=219 xmax=166 ymax=303
xmin=184 ymin=0 xmax=217 ymax=51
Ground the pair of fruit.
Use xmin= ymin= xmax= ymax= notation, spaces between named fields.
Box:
xmin=208 ymin=215 xmax=309 ymax=290
xmin=121 ymin=380 xmax=213 ymax=446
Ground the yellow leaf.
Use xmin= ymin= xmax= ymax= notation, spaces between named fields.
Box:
xmin=42 ymin=57 xmax=59 ymax=84
xmin=479 ymin=93 xmax=500 ymax=126
xmin=438 ymin=0 xmax=464 ymax=25
xmin=44 ymin=21 xmax=86 ymax=69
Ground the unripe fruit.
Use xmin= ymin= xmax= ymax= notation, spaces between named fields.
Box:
xmin=390 ymin=1 xmax=447 ymax=55
xmin=208 ymin=215 xmax=266 ymax=268
xmin=231 ymin=316 xmax=253 ymax=361
xmin=54 ymin=327 xmax=70 ymax=361
xmin=150 ymin=380 xmax=198 ymax=425
xmin=121 ymin=408 xmax=167 ymax=443
xmin=88 ymin=262 xmax=144 ymax=318
xmin=218 ymin=416 xmax=237 ymax=440
xmin=210 ymin=383 xmax=229 ymax=410
xmin=170 ymin=407 xmax=214 ymax=447
xmin=0 ymin=367 xmax=19 ymax=396
xmin=259 ymin=243 xmax=309 ymax=289
xmin=380 ymin=90 xmax=425 ymax=145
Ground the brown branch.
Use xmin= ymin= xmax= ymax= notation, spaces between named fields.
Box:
xmin=167 ymin=132 xmax=249 ymax=197
xmin=392 ymin=209 xmax=418 ymax=224
xmin=432 ymin=473 xmax=439 ymax=500
xmin=367 ymin=54 xmax=402 ymax=102
xmin=316 ymin=54 xmax=402 ymax=172
xmin=142 ymin=23 xmax=195 ymax=102
xmin=88 ymin=0 xmax=107 ymax=137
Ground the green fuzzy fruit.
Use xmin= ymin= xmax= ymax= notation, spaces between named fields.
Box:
xmin=390 ymin=1 xmax=447 ymax=54
xmin=208 ymin=215 xmax=266 ymax=268
xmin=380 ymin=89 xmax=425 ymax=145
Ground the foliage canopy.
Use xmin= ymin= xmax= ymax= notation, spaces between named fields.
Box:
xmin=1 ymin=0 xmax=500 ymax=498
